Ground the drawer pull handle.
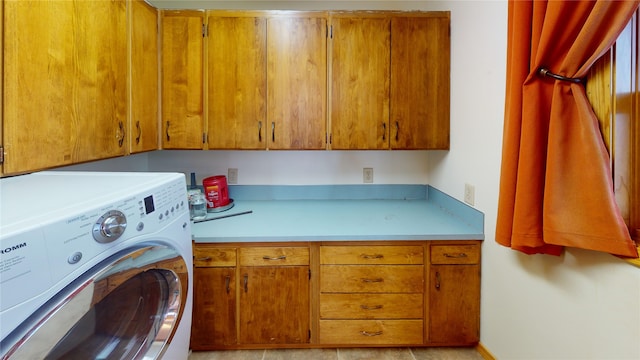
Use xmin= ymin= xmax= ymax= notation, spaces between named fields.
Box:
xmin=360 ymin=330 xmax=383 ymax=337
xmin=195 ymin=256 xmax=212 ymax=261
xmin=243 ymin=274 xmax=248 ymax=292
xmin=225 ymin=275 xmax=231 ymax=294
xmin=360 ymin=254 xmax=384 ymax=259
xmin=361 ymin=278 xmax=384 ymax=283
xmin=262 ymin=255 xmax=287 ymax=261
xmin=360 ymin=304 xmax=383 ymax=310
xmin=444 ymin=252 xmax=468 ymax=258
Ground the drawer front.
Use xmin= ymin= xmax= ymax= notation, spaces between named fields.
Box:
xmin=320 ymin=265 xmax=424 ymax=293
xmin=320 ymin=293 xmax=423 ymax=319
xmin=239 ymin=247 xmax=309 ymax=266
xmin=430 ymin=244 xmax=480 ymax=265
xmin=319 ymin=320 xmax=423 ymax=345
xmin=194 ymin=247 xmax=236 ymax=267
xmin=321 ymin=245 xmax=424 ymax=265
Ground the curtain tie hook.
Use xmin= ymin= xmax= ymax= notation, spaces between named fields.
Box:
xmin=538 ymin=68 xmax=584 ymax=84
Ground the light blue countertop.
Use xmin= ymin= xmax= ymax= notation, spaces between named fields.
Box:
xmin=191 ymin=185 xmax=484 ymax=243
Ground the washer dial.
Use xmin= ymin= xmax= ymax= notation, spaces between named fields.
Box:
xmin=93 ymin=210 xmax=127 ymax=243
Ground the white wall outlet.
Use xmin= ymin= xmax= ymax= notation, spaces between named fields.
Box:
xmin=464 ymin=183 xmax=475 ymax=206
xmin=363 ymin=168 xmax=374 ymax=183
xmin=228 ymin=168 xmax=238 ymax=184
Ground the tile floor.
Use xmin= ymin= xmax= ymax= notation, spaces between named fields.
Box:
xmin=188 ymin=347 xmax=485 ymax=360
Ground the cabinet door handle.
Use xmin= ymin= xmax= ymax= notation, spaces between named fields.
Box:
xmin=360 ymin=304 xmax=383 ymax=310
xmin=194 ymin=256 xmax=212 ymax=261
xmin=361 ymin=278 xmax=384 ymax=283
xmin=243 ymin=274 xmax=248 ymax=292
xmin=271 ymin=122 xmax=275 ymax=142
xmin=225 ymin=275 xmax=231 ymax=294
xmin=435 ymin=271 xmax=441 ymax=290
xmin=444 ymin=252 xmax=468 ymax=258
xmin=395 ymin=121 xmax=399 ymax=141
xmin=118 ymin=121 xmax=125 ymax=147
xmin=360 ymin=254 xmax=384 ymax=259
xmin=360 ymin=330 xmax=383 ymax=337
xmin=382 ymin=122 xmax=386 ymax=141
xmin=135 ymin=120 xmax=141 ymax=144
xmin=262 ymin=255 xmax=286 ymax=261
xmin=166 ymin=121 xmax=171 ymax=141
xmin=258 ymin=121 xmax=262 ymax=142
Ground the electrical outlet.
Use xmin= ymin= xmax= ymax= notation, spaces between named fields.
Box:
xmin=228 ymin=168 xmax=238 ymax=184
xmin=464 ymin=183 xmax=475 ymax=206
xmin=363 ymin=168 xmax=374 ymax=183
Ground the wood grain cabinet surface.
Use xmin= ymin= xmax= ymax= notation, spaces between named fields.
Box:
xmin=3 ymin=0 xmax=128 ymax=174
xmin=191 ymin=246 xmax=238 ymax=349
xmin=330 ymin=12 xmax=450 ymax=150
xmin=192 ymin=244 xmax=311 ymax=350
xmin=319 ymin=245 xmax=425 ymax=345
xmin=206 ymin=11 xmax=327 ymax=150
xmin=428 ymin=243 xmax=481 ymax=345
xmin=161 ymin=10 xmax=205 ymax=150
xmin=130 ymin=0 xmax=159 ymax=153
xmin=191 ymin=241 xmax=480 ymax=350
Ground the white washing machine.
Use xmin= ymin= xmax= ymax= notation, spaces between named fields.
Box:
xmin=0 ymin=171 xmax=193 ymax=360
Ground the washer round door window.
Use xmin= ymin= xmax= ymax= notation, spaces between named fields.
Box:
xmin=1 ymin=243 xmax=188 ymax=360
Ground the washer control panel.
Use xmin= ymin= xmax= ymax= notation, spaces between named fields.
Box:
xmin=42 ymin=177 xmax=188 ymax=291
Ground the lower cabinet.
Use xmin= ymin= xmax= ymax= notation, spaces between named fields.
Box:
xmin=238 ymin=247 xmax=310 ymax=344
xmin=428 ymin=244 xmax=481 ymax=345
xmin=319 ymin=245 xmax=425 ymax=345
xmin=191 ymin=240 xmax=480 ymax=350
xmin=191 ymin=247 xmax=237 ymax=349
xmin=191 ymin=244 xmax=310 ymax=350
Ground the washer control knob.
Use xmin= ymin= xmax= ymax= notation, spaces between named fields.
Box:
xmin=93 ymin=210 xmax=127 ymax=243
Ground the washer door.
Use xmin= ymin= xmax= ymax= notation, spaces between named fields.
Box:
xmin=1 ymin=243 xmax=187 ymax=360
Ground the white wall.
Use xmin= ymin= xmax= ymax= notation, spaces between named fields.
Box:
xmin=71 ymin=1 xmax=640 ymax=358
xmin=424 ymin=1 xmax=640 ymax=360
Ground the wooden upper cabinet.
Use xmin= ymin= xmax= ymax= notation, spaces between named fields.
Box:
xmin=267 ymin=15 xmax=327 ymax=150
xmin=330 ymin=15 xmax=391 ymax=150
xmin=207 ymin=14 xmax=267 ymax=150
xmin=131 ymin=0 xmax=159 ymax=153
xmin=390 ymin=14 xmax=450 ymax=150
xmin=161 ymin=10 xmax=204 ymax=149
xmin=3 ymin=0 xmax=127 ymax=174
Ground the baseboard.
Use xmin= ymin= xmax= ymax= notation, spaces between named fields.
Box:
xmin=476 ymin=342 xmax=496 ymax=360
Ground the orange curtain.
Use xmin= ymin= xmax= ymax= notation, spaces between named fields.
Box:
xmin=497 ymin=0 xmax=639 ymax=257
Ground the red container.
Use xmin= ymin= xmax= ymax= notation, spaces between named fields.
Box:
xmin=203 ymin=175 xmax=230 ymax=210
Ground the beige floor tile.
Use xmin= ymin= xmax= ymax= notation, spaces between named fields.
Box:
xmin=264 ymin=348 xmax=338 ymax=360
xmin=410 ymin=347 xmax=485 ymax=360
xmin=337 ymin=348 xmax=414 ymax=360
xmin=189 ymin=349 xmax=266 ymax=360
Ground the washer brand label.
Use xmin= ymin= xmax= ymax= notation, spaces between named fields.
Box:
xmin=1 ymin=242 xmax=27 ymax=255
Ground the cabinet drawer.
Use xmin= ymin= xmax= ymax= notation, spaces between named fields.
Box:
xmin=239 ymin=247 xmax=309 ymax=266
xmin=194 ymin=247 xmax=237 ymax=267
xmin=320 ymin=293 xmax=423 ymax=319
xmin=320 ymin=245 xmax=423 ymax=265
xmin=320 ymin=265 xmax=424 ymax=293
xmin=430 ymin=244 xmax=480 ymax=265
xmin=319 ymin=320 xmax=423 ymax=344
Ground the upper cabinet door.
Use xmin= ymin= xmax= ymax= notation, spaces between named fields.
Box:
xmin=330 ymin=15 xmax=391 ymax=150
xmin=161 ymin=10 xmax=204 ymax=150
xmin=390 ymin=14 xmax=450 ymax=150
xmin=3 ymin=0 xmax=127 ymax=175
xmin=267 ymin=15 xmax=327 ymax=150
xmin=131 ymin=0 xmax=159 ymax=153
xmin=207 ymin=14 xmax=267 ymax=150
